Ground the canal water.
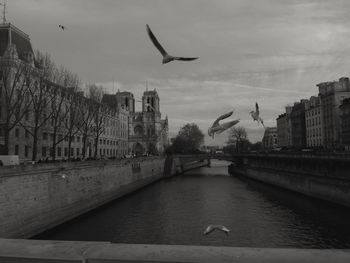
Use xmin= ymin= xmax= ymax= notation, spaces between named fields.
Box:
xmin=35 ymin=160 xmax=350 ymax=248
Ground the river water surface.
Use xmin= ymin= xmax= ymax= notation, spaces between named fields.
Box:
xmin=35 ymin=160 xmax=350 ymax=248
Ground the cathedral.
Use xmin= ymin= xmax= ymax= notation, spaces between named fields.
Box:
xmin=116 ymin=89 xmax=169 ymax=156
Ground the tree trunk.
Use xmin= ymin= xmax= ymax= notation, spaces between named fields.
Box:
xmin=3 ymin=126 xmax=10 ymax=155
xmin=94 ymin=135 xmax=99 ymax=157
xmin=32 ymin=128 xmax=38 ymax=161
xmin=68 ymin=134 xmax=72 ymax=161
xmin=82 ymin=132 xmax=87 ymax=158
xmin=52 ymin=133 xmax=57 ymax=161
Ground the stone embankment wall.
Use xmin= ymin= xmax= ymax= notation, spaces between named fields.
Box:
xmin=229 ymin=154 xmax=350 ymax=207
xmin=1 ymin=239 xmax=350 ymax=263
xmin=0 ymin=158 xmax=165 ymax=238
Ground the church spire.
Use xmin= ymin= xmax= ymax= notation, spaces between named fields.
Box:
xmin=0 ymin=0 xmax=7 ymax=24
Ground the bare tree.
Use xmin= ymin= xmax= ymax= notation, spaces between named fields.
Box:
xmin=227 ymin=126 xmax=249 ymax=152
xmin=87 ymin=84 xmax=106 ymax=158
xmin=66 ymin=89 xmax=83 ymax=160
xmin=0 ymin=60 xmax=33 ymax=155
xmin=48 ymin=69 xmax=81 ymax=161
xmin=20 ymin=52 xmax=56 ymax=161
xmin=79 ymin=98 xmax=95 ymax=159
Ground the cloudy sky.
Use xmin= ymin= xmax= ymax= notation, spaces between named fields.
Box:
xmin=7 ymin=0 xmax=350 ymax=144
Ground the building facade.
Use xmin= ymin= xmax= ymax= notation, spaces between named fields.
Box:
xmin=339 ymin=98 xmax=350 ymax=150
xmin=318 ymin=77 xmax=350 ymax=149
xmin=290 ymin=100 xmax=307 ymax=149
xmin=262 ymin=127 xmax=277 ymax=149
xmin=115 ymin=89 xmax=169 ymax=156
xmin=305 ymin=96 xmax=323 ymax=148
xmin=276 ymin=113 xmax=287 ymax=147
xmin=0 ymin=23 xmax=130 ymax=161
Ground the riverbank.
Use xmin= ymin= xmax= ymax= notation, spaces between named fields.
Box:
xmin=0 ymin=157 xmax=166 ymax=238
xmin=229 ymin=153 xmax=350 ymax=208
xmin=0 ymin=156 xmax=208 ymax=239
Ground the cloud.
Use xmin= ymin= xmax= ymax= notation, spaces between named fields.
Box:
xmin=8 ymin=0 xmax=350 ymax=144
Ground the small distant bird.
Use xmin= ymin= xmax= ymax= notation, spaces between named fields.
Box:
xmin=146 ymin=24 xmax=198 ymax=64
xmin=250 ymin=102 xmax=265 ymax=127
xmin=59 ymin=25 xmax=66 ymax=31
xmin=208 ymin=111 xmax=240 ymax=139
xmin=204 ymin=225 xmax=230 ymax=236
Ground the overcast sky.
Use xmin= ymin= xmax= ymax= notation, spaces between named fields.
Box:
xmin=7 ymin=0 xmax=350 ymax=144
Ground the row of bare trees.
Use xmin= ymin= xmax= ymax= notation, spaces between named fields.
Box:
xmin=0 ymin=51 xmax=108 ymax=161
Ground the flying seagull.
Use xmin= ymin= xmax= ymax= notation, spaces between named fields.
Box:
xmin=208 ymin=111 xmax=240 ymax=139
xmin=250 ymin=102 xmax=265 ymax=128
xmin=204 ymin=225 xmax=230 ymax=236
xmin=59 ymin=25 xmax=66 ymax=31
xmin=146 ymin=24 xmax=198 ymax=64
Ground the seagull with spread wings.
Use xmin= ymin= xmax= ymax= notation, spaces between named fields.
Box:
xmin=250 ymin=102 xmax=265 ymax=127
xmin=146 ymin=24 xmax=198 ymax=64
xmin=204 ymin=225 xmax=230 ymax=236
xmin=208 ymin=111 xmax=240 ymax=139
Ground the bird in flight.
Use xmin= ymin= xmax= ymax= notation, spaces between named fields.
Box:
xmin=250 ymin=102 xmax=265 ymax=128
xmin=146 ymin=24 xmax=198 ymax=64
xmin=204 ymin=225 xmax=230 ymax=236
xmin=58 ymin=25 xmax=66 ymax=31
xmin=208 ymin=111 xmax=240 ymax=139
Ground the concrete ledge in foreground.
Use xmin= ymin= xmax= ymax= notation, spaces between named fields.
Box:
xmin=0 ymin=239 xmax=350 ymax=263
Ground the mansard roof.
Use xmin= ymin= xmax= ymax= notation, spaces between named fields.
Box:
xmin=0 ymin=23 xmax=34 ymax=61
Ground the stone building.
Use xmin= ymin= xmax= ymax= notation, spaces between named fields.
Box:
xmin=339 ymin=98 xmax=350 ymax=150
xmin=317 ymin=77 xmax=350 ymax=149
xmin=0 ymin=22 xmax=129 ymax=161
xmin=290 ymin=100 xmax=307 ymax=149
xmin=276 ymin=113 xmax=288 ymax=147
xmin=305 ymin=96 xmax=323 ymax=148
xmin=262 ymin=127 xmax=277 ymax=149
xmin=115 ymin=89 xmax=169 ymax=155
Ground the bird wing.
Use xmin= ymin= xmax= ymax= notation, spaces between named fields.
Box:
xmin=204 ymin=225 xmax=214 ymax=235
xmin=146 ymin=24 xmax=168 ymax=56
xmin=218 ymin=225 xmax=230 ymax=232
xmin=255 ymin=102 xmax=259 ymax=114
xmin=212 ymin=111 xmax=233 ymax=127
xmin=174 ymin=57 xmax=199 ymax=61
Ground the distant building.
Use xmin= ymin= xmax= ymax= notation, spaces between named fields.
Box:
xmin=276 ymin=113 xmax=288 ymax=147
xmin=262 ymin=127 xmax=277 ymax=149
xmin=290 ymin=100 xmax=307 ymax=148
xmin=305 ymin=96 xmax=323 ymax=148
xmin=0 ymin=22 xmax=148 ymax=161
xmin=101 ymin=94 xmax=130 ymax=157
xmin=339 ymin=98 xmax=350 ymax=150
xmin=116 ymin=89 xmax=169 ymax=155
xmin=318 ymin=77 xmax=350 ymax=149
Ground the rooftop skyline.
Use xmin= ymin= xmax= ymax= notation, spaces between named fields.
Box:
xmin=5 ymin=0 xmax=350 ymax=144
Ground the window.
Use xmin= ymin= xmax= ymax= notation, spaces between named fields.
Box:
xmin=57 ymin=147 xmax=62 ymax=157
xmin=15 ymin=128 xmax=19 ymax=137
xmin=15 ymin=145 xmax=19 ymax=155
xmin=25 ymin=146 xmax=29 ymax=158
xmin=76 ymin=148 xmax=80 ymax=156
xmin=42 ymin=147 xmax=46 ymax=157
xmin=64 ymin=148 xmax=68 ymax=157
xmin=25 ymin=130 xmax=30 ymax=139
xmin=50 ymin=133 xmax=54 ymax=141
xmin=43 ymin=133 xmax=48 ymax=140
